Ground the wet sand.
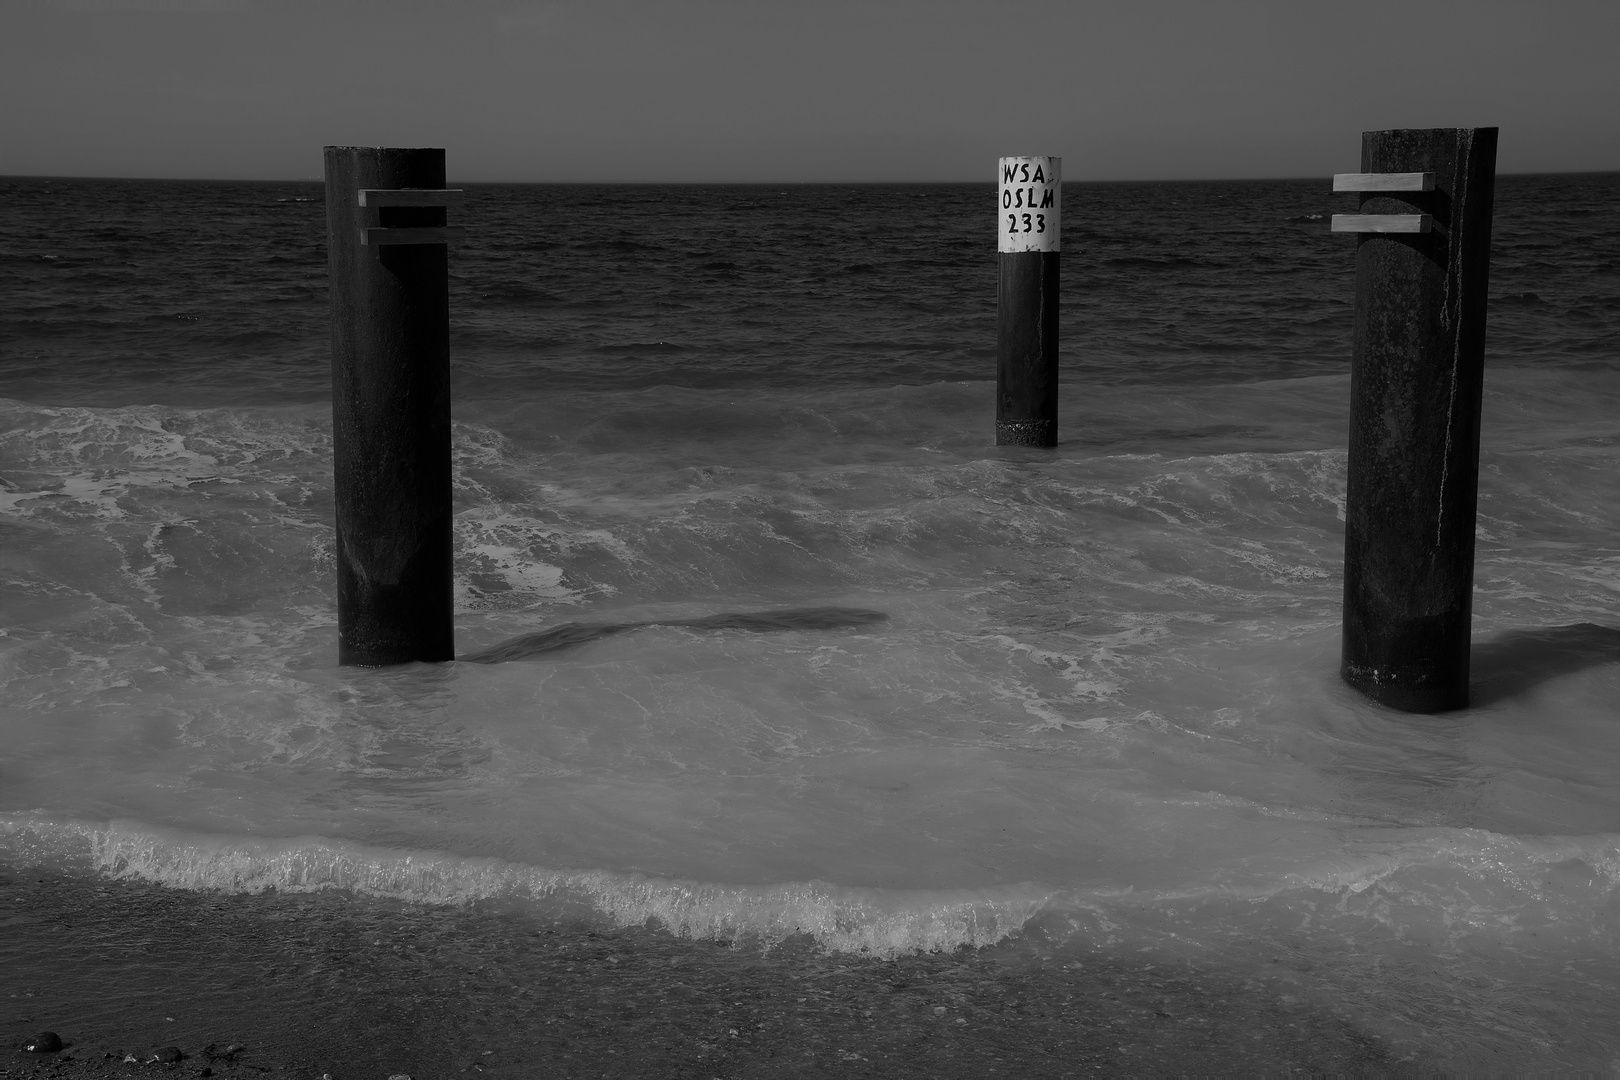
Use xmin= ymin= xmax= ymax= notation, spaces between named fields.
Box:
xmin=2 ymin=868 xmax=1403 ymax=1077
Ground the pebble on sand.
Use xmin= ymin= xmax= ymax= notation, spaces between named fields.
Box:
xmin=23 ymin=1031 xmax=62 ymax=1053
xmin=150 ymin=1045 xmax=183 ymax=1063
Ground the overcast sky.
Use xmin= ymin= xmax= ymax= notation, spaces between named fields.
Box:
xmin=3 ymin=0 xmax=1617 ymax=182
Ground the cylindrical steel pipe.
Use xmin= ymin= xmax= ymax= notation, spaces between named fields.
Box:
xmin=324 ymin=146 xmax=455 ymax=666
xmin=997 ymin=156 xmax=1061 ymax=447
xmin=1340 ymin=127 xmax=1498 ymax=712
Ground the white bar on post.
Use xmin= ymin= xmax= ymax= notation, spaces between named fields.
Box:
xmin=1331 ymin=214 xmax=1434 ymax=234
xmin=1332 ymin=172 xmax=1436 ymax=192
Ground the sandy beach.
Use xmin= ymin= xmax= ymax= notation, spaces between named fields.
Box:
xmin=2 ymin=869 xmax=1405 ymax=1077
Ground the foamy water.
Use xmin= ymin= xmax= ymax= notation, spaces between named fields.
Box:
xmin=3 ymin=175 xmax=1619 ymax=1066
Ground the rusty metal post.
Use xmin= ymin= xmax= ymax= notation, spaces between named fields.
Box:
xmin=997 ymin=156 xmax=1061 ymax=446
xmin=324 ymin=146 xmax=463 ymax=666
xmin=1332 ymin=127 xmax=1498 ymax=711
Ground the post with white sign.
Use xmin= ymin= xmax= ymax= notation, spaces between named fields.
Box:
xmin=1332 ymin=127 xmax=1497 ymax=712
xmin=324 ymin=146 xmax=465 ymax=666
xmin=996 ymin=156 xmax=1061 ymax=446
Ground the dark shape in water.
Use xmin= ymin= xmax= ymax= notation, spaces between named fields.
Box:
xmin=460 ymin=606 xmax=888 ymax=664
xmin=23 ymin=1031 xmax=62 ymax=1053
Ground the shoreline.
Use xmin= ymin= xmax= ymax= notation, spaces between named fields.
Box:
xmin=1 ymin=867 xmax=1405 ymax=1077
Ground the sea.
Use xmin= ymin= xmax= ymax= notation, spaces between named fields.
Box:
xmin=2 ymin=173 xmax=1618 ymax=1068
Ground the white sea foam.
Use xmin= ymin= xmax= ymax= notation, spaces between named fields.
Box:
xmin=0 ymin=816 xmax=1050 ymax=958
xmin=6 ymin=813 xmax=1618 ymax=962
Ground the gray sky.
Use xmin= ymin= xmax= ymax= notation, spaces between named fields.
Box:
xmin=3 ymin=0 xmax=1617 ymax=182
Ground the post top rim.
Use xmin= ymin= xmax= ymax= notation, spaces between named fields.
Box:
xmin=1359 ymin=127 xmax=1499 ymax=137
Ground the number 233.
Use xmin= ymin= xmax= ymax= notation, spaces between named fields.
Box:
xmin=1007 ymin=213 xmax=1046 ymax=234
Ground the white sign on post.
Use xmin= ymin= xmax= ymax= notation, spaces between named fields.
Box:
xmin=998 ymin=156 xmax=1061 ymax=253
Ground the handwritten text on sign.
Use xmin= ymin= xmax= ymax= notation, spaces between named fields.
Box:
xmin=998 ymin=156 xmax=1061 ymax=253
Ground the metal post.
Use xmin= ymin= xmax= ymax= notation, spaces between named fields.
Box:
xmin=324 ymin=146 xmax=463 ymax=666
xmin=997 ymin=156 xmax=1061 ymax=447
xmin=1332 ymin=127 xmax=1498 ymax=711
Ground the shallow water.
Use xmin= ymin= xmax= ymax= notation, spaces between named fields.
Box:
xmin=2 ymin=175 xmax=1618 ymax=1068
